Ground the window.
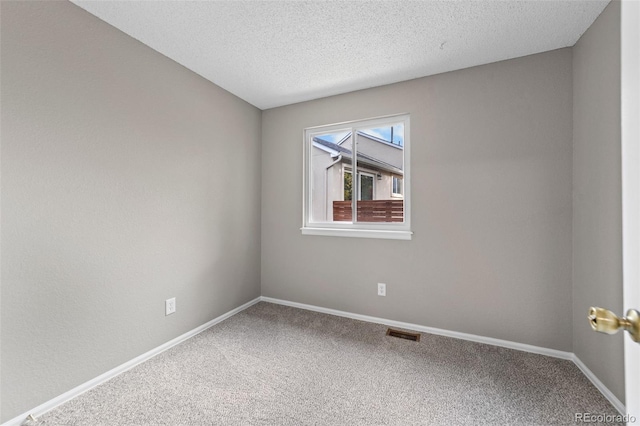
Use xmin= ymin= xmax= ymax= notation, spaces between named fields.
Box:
xmin=392 ymin=176 xmax=403 ymax=197
xmin=344 ymin=169 xmax=375 ymax=201
xmin=359 ymin=172 xmax=374 ymax=201
xmin=344 ymin=170 xmax=353 ymax=201
xmin=302 ymin=114 xmax=411 ymax=240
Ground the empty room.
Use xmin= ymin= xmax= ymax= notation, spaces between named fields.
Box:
xmin=1 ymin=0 xmax=639 ymax=425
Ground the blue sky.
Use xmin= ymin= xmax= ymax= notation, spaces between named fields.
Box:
xmin=318 ymin=124 xmax=404 ymax=146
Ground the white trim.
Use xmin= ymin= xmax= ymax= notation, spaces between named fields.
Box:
xmin=1 ymin=297 xmax=261 ymax=426
xmin=4 ymin=295 xmax=625 ymax=425
xmin=303 ymin=113 xmax=411 ymax=236
xmin=304 ymin=113 xmax=410 ymax=132
xmin=392 ymin=175 xmax=403 ymax=197
xmin=400 ymin=116 xmax=411 ymax=230
xmin=260 ymin=296 xmax=625 ymax=415
xmin=573 ymin=355 xmax=626 ymax=415
xmin=621 ymin=0 xmax=640 ymax=419
xmin=301 ymin=227 xmax=413 ymax=240
xmin=357 ymin=171 xmax=375 ymax=201
xmin=260 ymin=297 xmax=571 ymax=359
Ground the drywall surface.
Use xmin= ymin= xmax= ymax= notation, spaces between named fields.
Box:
xmin=0 ymin=1 xmax=261 ymax=421
xmin=572 ymin=0 xmax=624 ymax=402
xmin=262 ymin=50 xmax=573 ymax=351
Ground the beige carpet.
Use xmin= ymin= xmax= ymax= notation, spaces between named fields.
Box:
xmin=35 ymin=302 xmax=620 ymax=425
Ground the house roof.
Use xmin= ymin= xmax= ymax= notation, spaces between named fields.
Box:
xmin=313 ymin=136 xmax=403 ymax=175
xmin=313 ymin=137 xmax=351 ymax=154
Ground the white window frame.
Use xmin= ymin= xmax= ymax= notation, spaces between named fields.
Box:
xmin=302 ymin=113 xmax=412 ymax=240
xmin=358 ymin=171 xmax=376 ymax=201
xmin=343 ymin=168 xmax=352 ymax=201
xmin=392 ymin=175 xmax=403 ymax=198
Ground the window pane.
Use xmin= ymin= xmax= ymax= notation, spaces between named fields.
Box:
xmin=392 ymin=176 xmax=403 ymax=195
xmin=360 ymin=174 xmax=373 ymax=200
xmin=344 ymin=170 xmax=353 ymax=201
xmin=355 ymin=125 xmax=404 ymax=223
xmin=310 ymin=132 xmax=351 ymax=222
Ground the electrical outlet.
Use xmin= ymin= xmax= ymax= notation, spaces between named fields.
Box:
xmin=165 ymin=297 xmax=176 ymax=316
xmin=378 ymin=283 xmax=386 ymax=296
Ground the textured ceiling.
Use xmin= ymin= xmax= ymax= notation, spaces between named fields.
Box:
xmin=71 ymin=0 xmax=609 ymax=110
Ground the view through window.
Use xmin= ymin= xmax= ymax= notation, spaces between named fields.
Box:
xmin=303 ymin=114 xmax=410 ymax=239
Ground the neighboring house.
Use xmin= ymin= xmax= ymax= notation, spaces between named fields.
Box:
xmin=311 ymin=131 xmax=404 ymax=222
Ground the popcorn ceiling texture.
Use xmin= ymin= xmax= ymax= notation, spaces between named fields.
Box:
xmin=36 ymin=303 xmax=620 ymax=426
xmin=71 ymin=0 xmax=609 ymax=109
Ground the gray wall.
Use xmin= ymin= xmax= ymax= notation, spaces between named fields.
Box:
xmin=262 ymin=49 xmax=574 ymax=351
xmin=0 ymin=1 xmax=262 ymax=421
xmin=572 ymin=0 xmax=625 ymax=402
xmin=1 ymin=0 xmax=624 ymax=420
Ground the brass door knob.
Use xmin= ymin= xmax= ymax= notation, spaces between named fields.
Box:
xmin=588 ymin=307 xmax=640 ymax=342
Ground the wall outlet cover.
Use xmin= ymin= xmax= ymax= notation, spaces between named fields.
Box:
xmin=378 ymin=283 xmax=386 ymax=296
xmin=165 ymin=298 xmax=176 ymax=316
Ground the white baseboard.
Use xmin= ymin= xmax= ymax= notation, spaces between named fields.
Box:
xmin=572 ymin=354 xmax=625 ymax=415
xmin=3 ymin=295 xmax=625 ymax=425
xmin=1 ymin=297 xmax=261 ymax=426
xmin=260 ymin=296 xmax=625 ymax=415
xmin=260 ymin=296 xmax=573 ymax=359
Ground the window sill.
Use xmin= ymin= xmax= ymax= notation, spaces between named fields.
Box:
xmin=301 ymin=227 xmax=413 ymax=240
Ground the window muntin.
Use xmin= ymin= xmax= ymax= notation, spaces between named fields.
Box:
xmin=303 ymin=114 xmax=411 ymax=238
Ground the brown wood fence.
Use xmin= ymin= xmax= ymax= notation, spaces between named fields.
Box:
xmin=333 ymin=200 xmax=404 ymax=222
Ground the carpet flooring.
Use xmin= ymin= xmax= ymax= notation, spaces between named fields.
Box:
xmin=35 ymin=302 xmax=620 ymax=425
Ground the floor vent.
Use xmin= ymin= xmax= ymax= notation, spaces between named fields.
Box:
xmin=386 ymin=328 xmax=421 ymax=342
